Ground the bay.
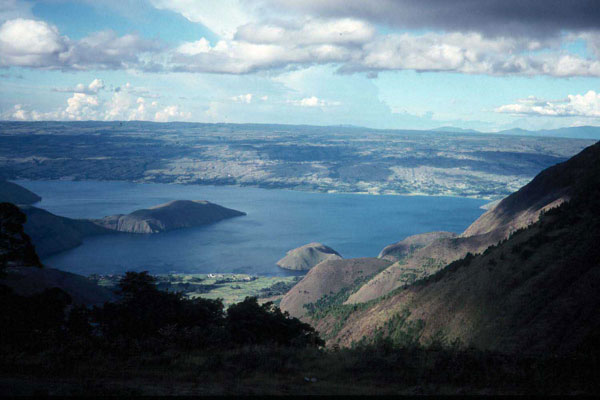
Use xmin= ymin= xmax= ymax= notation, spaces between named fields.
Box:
xmin=16 ymin=180 xmax=486 ymax=276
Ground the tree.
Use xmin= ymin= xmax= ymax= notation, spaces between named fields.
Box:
xmin=226 ymin=297 xmax=323 ymax=347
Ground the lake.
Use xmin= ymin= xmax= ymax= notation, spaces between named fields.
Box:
xmin=16 ymin=180 xmax=486 ymax=276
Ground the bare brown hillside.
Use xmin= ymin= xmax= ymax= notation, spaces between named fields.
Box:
xmin=377 ymin=231 xmax=456 ymax=261
xmin=346 ymin=231 xmax=497 ymax=304
xmin=279 ymin=258 xmax=390 ymax=319
xmin=347 ymin=142 xmax=600 ymax=304
xmin=320 ymin=141 xmax=600 ymax=354
xmin=277 ymin=242 xmax=342 ymax=271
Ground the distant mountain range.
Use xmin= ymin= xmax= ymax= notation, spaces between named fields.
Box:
xmin=432 ymin=125 xmax=600 ymax=140
xmin=494 ymin=125 xmax=600 ymax=140
xmin=431 ymin=126 xmax=481 ymax=134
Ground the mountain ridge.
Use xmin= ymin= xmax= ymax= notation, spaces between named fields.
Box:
xmin=300 ymin=141 xmax=600 ymax=354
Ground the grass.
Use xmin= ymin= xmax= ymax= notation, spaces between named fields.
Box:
xmin=3 ymin=342 xmax=599 ymax=395
xmin=89 ymin=273 xmax=302 ymax=306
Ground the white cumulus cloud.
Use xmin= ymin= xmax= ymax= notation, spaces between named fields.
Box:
xmin=154 ymin=105 xmax=191 ymax=122
xmin=496 ymin=91 xmax=600 ymax=118
xmin=4 ymin=81 xmax=190 ymax=122
xmin=235 ymin=18 xmax=375 ymax=45
xmin=0 ymin=18 xmax=160 ymax=70
xmin=53 ymin=78 xmax=106 ymax=94
xmin=64 ymin=93 xmax=100 ymax=120
xmin=288 ymin=96 xmax=341 ymax=107
xmin=0 ymin=18 xmax=66 ymax=67
xmin=3 ymin=3 xmax=600 ymax=79
xmin=170 ymin=24 xmax=600 ymax=77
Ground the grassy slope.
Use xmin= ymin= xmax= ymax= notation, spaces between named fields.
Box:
xmin=323 ymin=142 xmax=600 ymax=353
xmin=92 ymin=273 xmax=301 ymax=307
xmin=343 ymin=141 xmax=594 ymax=305
xmin=279 ymin=258 xmax=391 ymax=319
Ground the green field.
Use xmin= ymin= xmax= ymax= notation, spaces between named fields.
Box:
xmin=90 ymin=273 xmax=302 ymax=306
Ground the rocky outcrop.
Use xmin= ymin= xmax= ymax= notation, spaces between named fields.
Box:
xmin=93 ymin=200 xmax=245 ymax=233
xmin=277 ymin=242 xmax=342 ymax=271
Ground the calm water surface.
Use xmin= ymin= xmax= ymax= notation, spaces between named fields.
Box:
xmin=17 ymin=180 xmax=486 ymax=276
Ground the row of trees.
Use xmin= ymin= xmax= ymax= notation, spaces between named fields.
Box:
xmin=1 ymin=271 xmax=323 ymax=353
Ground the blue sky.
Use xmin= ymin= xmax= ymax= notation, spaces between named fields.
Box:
xmin=1 ymin=0 xmax=600 ymax=131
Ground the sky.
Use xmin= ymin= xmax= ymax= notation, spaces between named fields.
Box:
xmin=1 ymin=0 xmax=600 ymax=131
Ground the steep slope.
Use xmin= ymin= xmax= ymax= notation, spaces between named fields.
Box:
xmin=1 ymin=203 xmax=42 ymax=269
xmin=0 ymin=181 xmax=41 ymax=205
xmin=460 ymin=141 xmax=592 ymax=237
xmin=93 ymin=200 xmax=245 ymax=233
xmin=277 ymin=242 xmax=342 ymax=271
xmin=20 ymin=205 xmax=111 ymax=257
xmin=323 ymin=141 xmax=600 ymax=355
xmin=347 ymin=142 xmax=598 ymax=304
xmin=377 ymin=231 xmax=457 ymax=261
xmin=2 ymin=266 xmax=117 ymax=306
xmin=0 ymin=203 xmax=115 ymax=305
xmin=347 ymin=232 xmax=495 ymax=304
xmin=279 ymin=258 xmax=391 ymax=319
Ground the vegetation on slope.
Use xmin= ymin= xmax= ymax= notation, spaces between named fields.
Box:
xmin=0 ymin=202 xmax=42 ymax=270
xmin=3 ymin=185 xmax=600 ymax=393
xmin=0 ymin=181 xmax=41 ymax=205
xmin=279 ymin=257 xmax=391 ymax=318
xmin=345 ymin=139 xmax=600 ymax=304
xmin=20 ymin=205 xmax=111 ymax=257
xmin=323 ymin=142 xmax=600 ymax=354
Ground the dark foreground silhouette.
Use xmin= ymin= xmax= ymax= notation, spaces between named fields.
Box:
xmin=1 ymin=269 xmax=600 ymax=395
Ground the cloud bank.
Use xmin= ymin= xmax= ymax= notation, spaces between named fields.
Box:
xmin=2 ymin=1 xmax=600 ymax=79
xmin=496 ymin=91 xmax=600 ymax=118
xmin=5 ymin=79 xmax=190 ymax=122
xmin=261 ymin=0 xmax=600 ymax=38
xmin=0 ymin=18 xmax=160 ymax=70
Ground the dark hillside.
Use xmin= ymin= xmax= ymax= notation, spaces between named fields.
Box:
xmin=0 ymin=181 xmax=41 ymax=205
xmin=0 ymin=203 xmax=42 ymax=269
xmin=325 ymin=142 xmax=600 ymax=354
xmin=346 ymin=141 xmax=600 ymax=303
xmin=20 ymin=205 xmax=112 ymax=257
xmin=464 ymin=141 xmax=600 ymax=237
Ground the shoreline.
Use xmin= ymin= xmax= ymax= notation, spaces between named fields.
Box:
xmin=13 ymin=177 xmax=501 ymax=202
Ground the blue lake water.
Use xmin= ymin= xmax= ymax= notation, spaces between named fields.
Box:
xmin=16 ymin=180 xmax=486 ymax=276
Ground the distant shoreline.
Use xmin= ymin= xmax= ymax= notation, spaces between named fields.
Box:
xmin=13 ymin=178 xmax=501 ymax=201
